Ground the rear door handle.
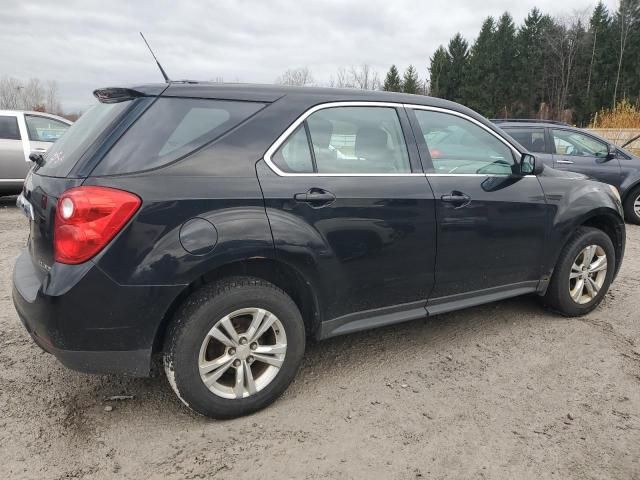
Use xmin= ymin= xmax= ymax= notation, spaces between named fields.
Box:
xmin=441 ymin=191 xmax=471 ymax=208
xmin=294 ymin=189 xmax=336 ymax=205
xmin=556 ymin=159 xmax=574 ymax=164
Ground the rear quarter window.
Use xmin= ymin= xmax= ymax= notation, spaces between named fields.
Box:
xmin=93 ymin=98 xmax=264 ymax=175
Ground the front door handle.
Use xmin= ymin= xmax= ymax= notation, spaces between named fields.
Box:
xmin=556 ymin=159 xmax=574 ymax=164
xmin=441 ymin=191 xmax=471 ymax=208
xmin=294 ymin=189 xmax=336 ymax=206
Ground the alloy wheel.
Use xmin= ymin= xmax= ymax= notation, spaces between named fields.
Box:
xmin=198 ymin=307 xmax=287 ymax=399
xmin=569 ymin=245 xmax=608 ymax=305
xmin=634 ymin=194 xmax=640 ymax=218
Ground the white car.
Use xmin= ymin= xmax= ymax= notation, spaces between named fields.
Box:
xmin=0 ymin=110 xmax=72 ymax=195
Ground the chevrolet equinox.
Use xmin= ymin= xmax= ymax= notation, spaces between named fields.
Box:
xmin=13 ymin=83 xmax=626 ymax=418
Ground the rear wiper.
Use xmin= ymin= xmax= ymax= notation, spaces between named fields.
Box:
xmin=621 ymin=133 xmax=640 ymax=149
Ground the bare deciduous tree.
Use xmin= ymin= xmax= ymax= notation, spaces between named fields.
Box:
xmin=328 ymin=67 xmax=350 ymax=88
xmin=328 ymin=65 xmax=381 ymax=90
xmin=0 ymin=76 xmax=63 ymax=113
xmin=349 ymin=64 xmax=381 ymax=90
xmin=276 ymin=67 xmax=314 ymax=87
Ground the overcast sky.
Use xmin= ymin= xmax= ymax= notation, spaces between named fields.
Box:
xmin=1 ymin=0 xmax=617 ymax=112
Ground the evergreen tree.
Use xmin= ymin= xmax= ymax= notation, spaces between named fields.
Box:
xmin=515 ymin=8 xmax=547 ymax=117
xmin=493 ymin=12 xmax=517 ymax=117
xmin=402 ymin=65 xmax=421 ymax=94
xmin=446 ymin=33 xmax=469 ymax=103
xmin=465 ymin=17 xmax=497 ymax=115
xmin=428 ymin=46 xmax=450 ymax=98
xmin=423 ymin=3 xmax=638 ymax=122
xmin=383 ymin=65 xmax=402 ymax=92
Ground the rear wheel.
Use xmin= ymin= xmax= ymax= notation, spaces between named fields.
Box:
xmin=543 ymin=227 xmax=615 ymax=316
xmin=163 ymin=277 xmax=305 ymax=419
xmin=623 ymin=186 xmax=640 ymax=224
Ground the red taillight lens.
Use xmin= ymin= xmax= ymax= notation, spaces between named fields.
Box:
xmin=54 ymin=186 xmax=141 ymax=264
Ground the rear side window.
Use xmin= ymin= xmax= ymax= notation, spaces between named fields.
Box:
xmin=271 ymin=106 xmax=411 ymax=174
xmin=272 ymin=125 xmax=314 ymax=173
xmin=0 ymin=116 xmax=20 ymax=140
xmin=504 ymin=128 xmax=547 ymax=153
xmin=38 ymin=101 xmax=131 ymax=177
xmin=94 ymin=98 xmax=264 ymax=175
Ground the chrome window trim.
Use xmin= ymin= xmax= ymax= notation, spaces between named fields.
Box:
xmin=262 ymin=101 xmax=524 ymax=177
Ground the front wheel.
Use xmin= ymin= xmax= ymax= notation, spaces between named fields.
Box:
xmin=623 ymin=186 xmax=640 ymax=225
xmin=543 ymin=227 xmax=615 ymax=316
xmin=163 ymin=277 xmax=305 ymax=419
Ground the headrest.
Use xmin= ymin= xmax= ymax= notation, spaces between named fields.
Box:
xmin=355 ymin=127 xmax=388 ymax=157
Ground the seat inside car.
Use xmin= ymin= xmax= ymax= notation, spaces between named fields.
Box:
xmin=354 ymin=126 xmax=395 ymax=172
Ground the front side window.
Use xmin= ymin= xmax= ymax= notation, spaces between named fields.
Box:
xmin=504 ymin=128 xmax=547 ymax=153
xmin=0 ymin=115 xmax=20 ymax=140
xmin=413 ymin=110 xmax=514 ymax=175
xmin=272 ymin=106 xmax=411 ymax=174
xmin=551 ymin=129 xmax=608 ymax=157
xmin=25 ymin=115 xmax=69 ymax=142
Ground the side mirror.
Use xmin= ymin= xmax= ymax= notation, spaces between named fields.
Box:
xmin=605 ymin=144 xmax=617 ymax=161
xmin=519 ymin=153 xmax=543 ymax=176
xmin=29 ymin=152 xmax=44 ymax=166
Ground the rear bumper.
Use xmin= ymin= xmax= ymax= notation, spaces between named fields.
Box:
xmin=12 ymin=248 xmax=183 ymax=377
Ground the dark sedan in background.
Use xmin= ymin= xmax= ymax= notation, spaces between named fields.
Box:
xmin=493 ymin=119 xmax=640 ymax=224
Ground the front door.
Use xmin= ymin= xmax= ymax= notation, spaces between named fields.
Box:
xmin=551 ymin=128 xmax=622 ymax=188
xmin=407 ymin=107 xmax=548 ymax=307
xmin=257 ymin=104 xmax=436 ymax=331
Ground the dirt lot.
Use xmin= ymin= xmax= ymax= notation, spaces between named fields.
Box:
xmin=0 ymin=195 xmax=639 ymax=480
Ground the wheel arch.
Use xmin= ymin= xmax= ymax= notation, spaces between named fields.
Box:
xmin=152 ymin=257 xmax=322 ymax=353
xmin=580 ymin=211 xmax=625 ymax=277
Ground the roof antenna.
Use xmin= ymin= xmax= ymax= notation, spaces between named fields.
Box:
xmin=139 ymin=32 xmax=170 ymax=83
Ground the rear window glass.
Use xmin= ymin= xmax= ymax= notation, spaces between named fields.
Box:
xmin=93 ymin=98 xmax=264 ymax=175
xmin=37 ymin=101 xmax=131 ymax=177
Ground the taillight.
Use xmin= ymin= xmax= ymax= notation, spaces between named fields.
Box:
xmin=54 ymin=186 xmax=141 ymax=264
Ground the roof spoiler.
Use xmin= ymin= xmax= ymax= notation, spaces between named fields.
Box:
xmin=621 ymin=133 xmax=640 ymax=149
xmin=93 ymin=87 xmax=145 ymax=104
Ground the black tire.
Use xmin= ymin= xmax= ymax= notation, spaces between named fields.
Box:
xmin=163 ymin=276 xmax=305 ymax=419
xmin=543 ymin=227 xmax=615 ymax=316
xmin=623 ymin=186 xmax=640 ymax=225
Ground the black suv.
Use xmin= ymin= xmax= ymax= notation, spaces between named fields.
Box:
xmin=495 ymin=119 xmax=640 ymax=224
xmin=13 ymin=83 xmax=625 ymax=418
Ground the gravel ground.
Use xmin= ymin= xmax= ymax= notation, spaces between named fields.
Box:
xmin=1 ymin=194 xmax=639 ymax=480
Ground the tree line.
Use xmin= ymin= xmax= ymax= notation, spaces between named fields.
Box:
xmin=0 ymin=76 xmax=64 ymax=115
xmin=386 ymin=0 xmax=640 ymax=125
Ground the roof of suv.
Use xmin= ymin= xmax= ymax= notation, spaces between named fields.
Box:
xmin=107 ymin=81 xmax=478 ymax=115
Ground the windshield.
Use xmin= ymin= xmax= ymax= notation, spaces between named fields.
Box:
xmin=36 ymin=100 xmax=132 ymax=177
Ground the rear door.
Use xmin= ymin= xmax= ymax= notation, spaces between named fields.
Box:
xmin=257 ymin=103 xmax=436 ymax=328
xmin=551 ymin=128 xmax=622 ymax=187
xmin=407 ymin=107 xmax=548 ymax=308
xmin=0 ymin=114 xmax=28 ymax=183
